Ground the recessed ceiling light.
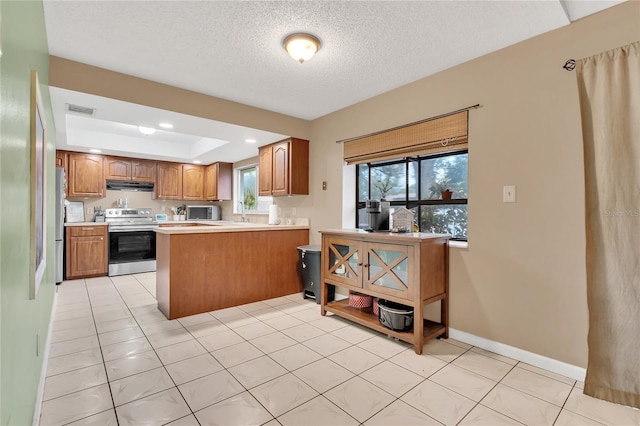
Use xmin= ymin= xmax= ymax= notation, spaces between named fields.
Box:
xmin=245 ymin=139 xmax=257 ymax=144
xmin=193 ymin=160 xmax=202 ymax=164
xmin=138 ymin=126 xmax=156 ymax=136
xmin=90 ymin=149 xmax=102 ymax=153
xmin=159 ymin=122 xmax=173 ymax=129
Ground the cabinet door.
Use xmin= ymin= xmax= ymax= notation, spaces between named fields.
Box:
xmin=323 ymin=237 xmax=362 ymax=288
xmin=258 ymin=146 xmax=273 ymax=196
xmin=68 ymin=153 xmax=104 ymax=198
xmin=131 ymin=160 xmax=156 ymax=182
xmin=363 ymin=242 xmax=412 ymax=299
xmin=271 ymin=142 xmax=290 ymax=196
xmin=155 ymin=163 xmax=183 ymax=199
xmin=204 ymin=163 xmax=219 ymax=200
xmin=104 ymin=157 xmax=132 ymax=181
xmin=66 ymin=234 xmax=107 ymax=279
xmin=182 ymin=164 xmax=204 ymax=200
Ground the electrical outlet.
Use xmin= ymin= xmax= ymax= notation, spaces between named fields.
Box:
xmin=322 ymin=181 xmax=327 ymax=190
xmin=292 ymin=208 xmax=297 ymax=216
xmin=86 ymin=207 xmax=93 ymax=215
xmin=503 ymin=185 xmax=516 ymax=203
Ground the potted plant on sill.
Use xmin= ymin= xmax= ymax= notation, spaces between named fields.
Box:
xmin=429 ymin=180 xmax=453 ymax=200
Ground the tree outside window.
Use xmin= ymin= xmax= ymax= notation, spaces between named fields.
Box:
xmin=356 ymin=151 xmax=468 ymax=240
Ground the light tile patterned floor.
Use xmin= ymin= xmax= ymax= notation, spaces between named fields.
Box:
xmin=40 ymin=273 xmax=640 ymax=425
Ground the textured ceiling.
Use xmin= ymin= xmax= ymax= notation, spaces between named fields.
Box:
xmin=42 ymin=0 xmax=623 ymax=162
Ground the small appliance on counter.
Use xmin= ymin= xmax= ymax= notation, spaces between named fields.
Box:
xmin=186 ymin=205 xmax=221 ymax=221
xmin=378 ymin=299 xmax=414 ymax=331
xmin=364 ymin=199 xmax=390 ymax=232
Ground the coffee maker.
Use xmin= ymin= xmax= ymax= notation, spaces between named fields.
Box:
xmin=365 ymin=199 xmax=390 ymax=232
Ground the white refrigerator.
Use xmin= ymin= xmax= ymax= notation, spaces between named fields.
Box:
xmin=55 ymin=167 xmax=65 ymax=283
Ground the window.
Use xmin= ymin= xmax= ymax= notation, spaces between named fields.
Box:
xmin=235 ymin=165 xmax=272 ymax=213
xmin=356 ymin=151 xmax=468 ymax=239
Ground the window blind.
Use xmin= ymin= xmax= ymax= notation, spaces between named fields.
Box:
xmin=343 ymin=110 xmax=468 ymax=165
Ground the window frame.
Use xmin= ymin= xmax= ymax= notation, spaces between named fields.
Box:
xmin=234 ymin=164 xmax=272 ymax=214
xmin=355 ymin=150 xmax=468 ymax=241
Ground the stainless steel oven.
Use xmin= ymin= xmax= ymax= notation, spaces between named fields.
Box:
xmin=106 ymin=208 xmax=157 ymax=276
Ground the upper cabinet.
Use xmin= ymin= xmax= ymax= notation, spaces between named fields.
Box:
xmin=104 ymin=156 xmax=156 ymax=182
xmin=155 ymin=162 xmax=183 ymax=200
xmin=258 ymin=137 xmax=309 ymax=196
xmin=204 ymin=162 xmax=233 ymax=201
xmin=67 ymin=153 xmax=105 ymax=198
xmin=182 ymin=164 xmax=204 ymax=200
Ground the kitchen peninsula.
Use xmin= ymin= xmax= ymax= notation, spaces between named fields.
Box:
xmin=155 ymin=222 xmax=309 ymax=319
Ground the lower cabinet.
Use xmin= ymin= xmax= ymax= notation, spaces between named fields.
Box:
xmin=320 ymin=230 xmax=449 ymax=354
xmin=66 ymin=226 xmax=108 ymax=279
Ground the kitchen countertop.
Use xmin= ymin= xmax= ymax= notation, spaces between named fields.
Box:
xmin=154 ymin=220 xmax=309 ymax=234
xmin=64 ymin=222 xmax=108 ymax=227
xmin=320 ymin=228 xmax=450 ymax=241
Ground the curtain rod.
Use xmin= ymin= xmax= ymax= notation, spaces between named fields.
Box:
xmin=335 ymin=104 xmax=481 ymax=144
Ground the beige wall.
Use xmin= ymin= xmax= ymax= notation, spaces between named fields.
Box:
xmin=49 ymin=2 xmax=639 ymax=367
xmin=306 ymin=2 xmax=639 ymax=367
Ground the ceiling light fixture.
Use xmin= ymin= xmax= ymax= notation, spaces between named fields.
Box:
xmin=245 ymin=138 xmax=257 ymax=144
xmin=159 ymin=122 xmax=173 ymax=129
xmin=138 ymin=126 xmax=156 ymax=136
xmin=193 ymin=160 xmax=202 ymax=164
xmin=283 ymin=33 xmax=321 ymax=64
xmin=90 ymin=149 xmax=102 ymax=153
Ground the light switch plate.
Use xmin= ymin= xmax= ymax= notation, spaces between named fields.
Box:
xmin=503 ymin=185 xmax=516 ymax=203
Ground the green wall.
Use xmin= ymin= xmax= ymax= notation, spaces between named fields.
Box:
xmin=0 ymin=1 xmax=56 ymax=425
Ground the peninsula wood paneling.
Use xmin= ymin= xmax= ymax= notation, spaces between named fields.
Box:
xmin=156 ymin=229 xmax=309 ymax=319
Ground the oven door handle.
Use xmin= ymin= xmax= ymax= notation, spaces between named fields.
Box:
xmin=109 ymin=226 xmax=158 ymax=232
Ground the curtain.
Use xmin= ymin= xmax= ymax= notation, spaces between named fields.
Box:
xmin=577 ymin=41 xmax=639 ymax=408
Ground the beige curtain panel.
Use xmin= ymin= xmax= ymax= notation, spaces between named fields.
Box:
xmin=343 ymin=110 xmax=468 ymax=164
xmin=577 ymin=41 xmax=640 ymax=409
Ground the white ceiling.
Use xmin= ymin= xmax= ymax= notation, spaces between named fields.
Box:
xmin=43 ymin=0 xmax=623 ymax=164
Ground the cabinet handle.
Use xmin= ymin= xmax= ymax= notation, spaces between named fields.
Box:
xmin=357 ymin=263 xmax=363 ymax=266
xmin=363 ymin=264 xmax=369 ymax=268
xmin=82 ymin=227 xmax=94 ymax=231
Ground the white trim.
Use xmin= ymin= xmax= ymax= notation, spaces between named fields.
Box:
xmin=449 ymin=328 xmax=586 ymax=382
xmin=32 ymin=290 xmax=58 ymax=426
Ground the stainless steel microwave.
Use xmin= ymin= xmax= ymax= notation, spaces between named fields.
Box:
xmin=186 ymin=205 xmax=221 ymax=221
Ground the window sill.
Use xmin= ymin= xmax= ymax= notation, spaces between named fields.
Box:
xmin=449 ymin=240 xmax=468 ymax=249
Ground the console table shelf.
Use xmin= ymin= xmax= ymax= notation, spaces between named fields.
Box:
xmin=320 ymin=229 xmax=450 ymax=354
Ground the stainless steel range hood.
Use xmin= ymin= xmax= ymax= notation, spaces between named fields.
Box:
xmin=106 ymin=180 xmax=155 ymax=192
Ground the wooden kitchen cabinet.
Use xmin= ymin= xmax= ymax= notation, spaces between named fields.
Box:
xmin=65 ymin=226 xmax=108 ymax=279
xmin=258 ymin=145 xmax=273 ymax=196
xmin=55 ymin=150 xmax=68 ymax=170
xmin=258 ymin=137 xmax=309 ymax=196
xmin=104 ymin=156 xmax=156 ymax=182
xmin=67 ymin=153 xmax=105 ymax=198
xmin=204 ymin=162 xmax=233 ymax=200
xmin=155 ymin=162 xmax=183 ymax=200
xmin=320 ymin=230 xmax=449 ymax=354
xmin=182 ymin=164 xmax=204 ymax=200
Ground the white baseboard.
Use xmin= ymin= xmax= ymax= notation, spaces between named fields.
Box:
xmin=449 ymin=328 xmax=586 ymax=382
xmin=32 ymin=290 xmax=58 ymax=426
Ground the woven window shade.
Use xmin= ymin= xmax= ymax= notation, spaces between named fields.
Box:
xmin=343 ymin=111 xmax=468 ymax=164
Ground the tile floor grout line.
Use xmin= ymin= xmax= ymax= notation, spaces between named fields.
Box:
xmin=454 ymin=359 xmax=522 ymax=426
xmin=109 ymin=275 xmax=201 ymax=423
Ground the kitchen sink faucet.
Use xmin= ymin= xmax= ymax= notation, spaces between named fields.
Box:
xmin=238 ymin=202 xmax=246 ymax=222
